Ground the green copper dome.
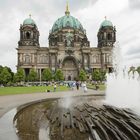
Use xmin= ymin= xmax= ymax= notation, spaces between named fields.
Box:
xmin=23 ymin=16 xmax=36 ymax=25
xmin=100 ymin=19 xmax=113 ymax=28
xmin=51 ymin=3 xmax=84 ymax=33
xmin=51 ymin=15 xmax=84 ymax=33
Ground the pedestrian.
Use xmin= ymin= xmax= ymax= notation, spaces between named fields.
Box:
xmin=83 ymin=82 xmax=87 ymax=93
xmin=54 ymin=83 xmax=57 ymax=92
xmin=76 ymin=81 xmax=79 ymax=90
xmin=71 ymin=82 xmax=75 ymax=90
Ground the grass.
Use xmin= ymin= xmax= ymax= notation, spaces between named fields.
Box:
xmin=87 ymin=84 xmax=106 ymax=91
xmin=0 ymin=86 xmax=69 ymax=96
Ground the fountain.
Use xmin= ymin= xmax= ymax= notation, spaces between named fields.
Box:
xmin=13 ymin=96 xmax=140 ymax=140
xmin=105 ymin=42 xmax=140 ymax=111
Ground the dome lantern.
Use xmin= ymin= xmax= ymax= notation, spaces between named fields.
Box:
xmin=98 ymin=17 xmax=116 ymax=47
xmin=65 ymin=1 xmax=70 ymax=16
xmin=100 ymin=16 xmax=113 ymax=29
xmin=23 ymin=14 xmax=36 ymax=26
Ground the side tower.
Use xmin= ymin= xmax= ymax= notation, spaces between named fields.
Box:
xmin=18 ymin=15 xmax=40 ymax=46
xmin=97 ymin=17 xmax=116 ymax=47
xmin=17 ymin=15 xmax=40 ymax=76
xmin=97 ymin=17 xmax=116 ymax=72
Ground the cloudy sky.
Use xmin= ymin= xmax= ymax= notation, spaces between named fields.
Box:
xmin=0 ymin=0 xmax=140 ymax=72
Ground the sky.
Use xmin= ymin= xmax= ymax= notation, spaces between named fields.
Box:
xmin=0 ymin=0 xmax=140 ymax=72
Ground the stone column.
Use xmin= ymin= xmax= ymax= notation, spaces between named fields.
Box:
xmin=82 ymin=53 xmax=84 ymax=69
xmin=100 ymin=51 xmax=103 ymax=69
xmin=55 ymin=53 xmax=57 ymax=69
xmin=88 ymin=53 xmax=90 ymax=68
xmin=39 ymin=68 xmax=42 ymax=85
xmin=49 ymin=54 xmax=52 ymax=68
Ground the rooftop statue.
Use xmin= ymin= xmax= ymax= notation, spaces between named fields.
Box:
xmin=65 ymin=32 xmax=74 ymax=47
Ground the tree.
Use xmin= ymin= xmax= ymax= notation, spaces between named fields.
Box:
xmin=5 ymin=66 xmax=14 ymax=79
xmin=42 ymin=68 xmax=52 ymax=81
xmin=28 ymin=68 xmax=38 ymax=82
xmin=92 ymin=69 xmax=101 ymax=82
xmin=92 ymin=69 xmax=106 ymax=82
xmin=100 ymin=70 xmax=106 ymax=82
xmin=0 ymin=65 xmax=3 ymax=73
xmin=14 ymin=68 xmax=25 ymax=83
xmin=136 ymin=66 xmax=140 ymax=78
xmin=79 ymin=69 xmax=87 ymax=81
xmin=54 ymin=69 xmax=64 ymax=81
xmin=128 ymin=66 xmax=137 ymax=79
xmin=136 ymin=66 xmax=140 ymax=75
xmin=128 ymin=66 xmax=136 ymax=74
xmin=0 ymin=67 xmax=12 ymax=85
xmin=0 ymin=65 xmax=3 ymax=84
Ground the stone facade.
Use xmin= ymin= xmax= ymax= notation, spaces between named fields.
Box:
xmin=17 ymin=6 xmax=116 ymax=81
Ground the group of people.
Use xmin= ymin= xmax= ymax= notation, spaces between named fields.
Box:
xmin=48 ymin=81 xmax=88 ymax=93
xmin=67 ymin=81 xmax=87 ymax=93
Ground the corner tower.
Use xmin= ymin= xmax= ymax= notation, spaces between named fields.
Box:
xmin=18 ymin=15 xmax=40 ymax=47
xmin=17 ymin=15 xmax=40 ymax=77
xmin=97 ymin=17 xmax=116 ymax=48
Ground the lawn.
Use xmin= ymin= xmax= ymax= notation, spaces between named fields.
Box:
xmin=87 ymin=84 xmax=106 ymax=91
xmin=0 ymin=86 xmax=69 ymax=96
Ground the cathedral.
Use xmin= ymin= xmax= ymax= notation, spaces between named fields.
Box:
xmin=17 ymin=3 xmax=116 ymax=81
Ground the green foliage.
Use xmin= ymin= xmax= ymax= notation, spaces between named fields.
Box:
xmin=54 ymin=69 xmax=64 ymax=81
xmin=0 ymin=67 xmax=12 ymax=85
xmin=79 ymin=69 xmax=87 ymax=81
xmin=14 ymin=68 xmax=25 ymax=83
xmin=87 ymin=83 xmax=106 ymax=91
xmin=42 ymin=68 xmax=52 ymax=81
xmin=0 ymin=65 xmax=3 ymax=84
xmin=100 ymin=70 xmax=106 ymax=81
xmin=5 ymin=66 xmax=14 ymax=78
xmin=136 ymin=66 xmax=140 ymax=75
xmin=128 ymin=66 xmax=136 ymax=75
xmin=0 ymin=65 xmax=3 ymax=73
xmin=92 ymin=69 xmax=106 ymax=82
xmin=28 ymin=68 xmax=38 ymax=82
xmin=92 ymin=69 xmax=100 ymax=81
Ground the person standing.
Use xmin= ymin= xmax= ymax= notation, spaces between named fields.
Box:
xmin=76 ymin=81 xmax=79 ymax=90
xmin=54 ymin=83 xmax=57 ymax=92
xmin=83 ymin=82 xmax=87 ymax=93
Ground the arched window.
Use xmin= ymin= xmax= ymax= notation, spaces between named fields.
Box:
xmin=24 ymin=54 xmax=31 ymax=63
xmin=106 ymin=54 xmax=112 ymax=63
xmin=26 ymin=32 xmax=30 ymax=39
xmin=93 ymin=56 xmax=96 ymax=63
xmin=107 ymin=33 xmax=112 ymax=40
xmin=84 ymin=55 xmax=88 ymax=65
xmin=38 ymin=55 xmax=48 ymax=64
xmin=93 ymin=55 xmax=98 ymax=63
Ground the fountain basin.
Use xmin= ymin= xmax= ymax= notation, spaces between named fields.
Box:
xmin=12 ymin=96 xmax=140 ymax=140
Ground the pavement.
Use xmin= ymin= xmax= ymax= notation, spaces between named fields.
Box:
xmin=0 ymin=88 xmax=104 ymax=118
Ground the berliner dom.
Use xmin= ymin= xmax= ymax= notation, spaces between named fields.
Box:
xmin=17 ymin=3 xmax=116 ymax=80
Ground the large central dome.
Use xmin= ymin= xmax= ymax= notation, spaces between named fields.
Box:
xmin=51 ymin=3 xmax=85 ymax=33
